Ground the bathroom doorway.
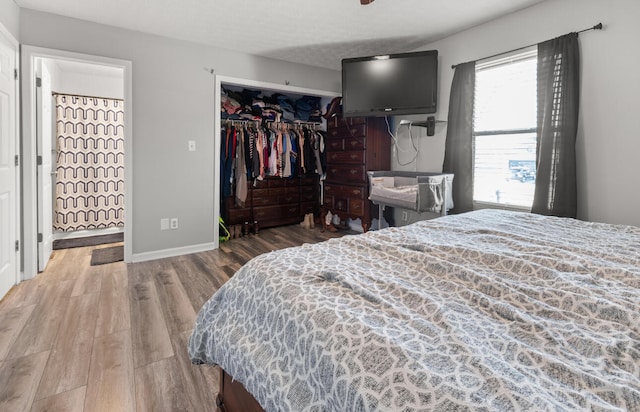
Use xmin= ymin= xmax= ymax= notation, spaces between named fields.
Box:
xmin=22 ymin=46 xmax=132 ymax=278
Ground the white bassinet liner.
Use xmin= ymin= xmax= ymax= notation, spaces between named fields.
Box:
xmin=369 ymin=184 xmax=418 ymax=210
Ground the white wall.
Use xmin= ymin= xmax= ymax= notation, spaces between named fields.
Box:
xmin=52 ymin=63 xmax=124 ymax=100
xmin=20 ymin=9 xmax=341 ymax=257
xmin=394 ymin=0 xmax=640 ymax=227
xmin=0 ymin=0 xmax=19 ymax=39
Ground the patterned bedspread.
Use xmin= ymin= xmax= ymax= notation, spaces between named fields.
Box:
xmin=189 ymin=209 xmax=640 ymax=411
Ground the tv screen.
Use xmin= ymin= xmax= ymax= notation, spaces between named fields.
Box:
xmin=341 ymin=50 xmax=438 ymax=118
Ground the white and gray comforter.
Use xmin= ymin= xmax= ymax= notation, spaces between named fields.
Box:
xmin=189 ymin=209 xmax=640 ymax=411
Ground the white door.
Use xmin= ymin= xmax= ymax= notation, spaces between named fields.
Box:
xmin=36 ymin=60 xmax=53 ymax=272
xmin=0 ymin=30 xmax=18 ymax=298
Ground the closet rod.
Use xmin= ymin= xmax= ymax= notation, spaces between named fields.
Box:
xmin=52 ymin=91 xmax=124 ymax=102
xmin=450 ymin=22 xmax=603 ymax=69
xmin=224 ymin=119 xmax=322 ymax=127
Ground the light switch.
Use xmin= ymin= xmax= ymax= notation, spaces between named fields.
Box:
xmin=188 ymin=140 xmax=196 ymax=151
xmin=160 ymin=218 xmax=170 ymax=230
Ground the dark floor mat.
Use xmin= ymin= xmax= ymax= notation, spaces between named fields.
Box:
xmin=53 ymin=232 xmax=124 ymax=249
xmin=90 ymin=246 xmax=124 ymax=266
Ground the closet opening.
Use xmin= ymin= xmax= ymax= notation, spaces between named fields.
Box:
xmin=213 ymin=76 xmax=338 ymax=249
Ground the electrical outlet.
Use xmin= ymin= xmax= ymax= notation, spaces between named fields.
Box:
xmin=170 ymin=218 xmax=178 ymax=229
xmin=188 ymin=140 xmax=196 ymax=151
xmin=402 ymin=211 xmax=409 ymax=222
xmin=160 ymin=218 xmax=169 ymax=230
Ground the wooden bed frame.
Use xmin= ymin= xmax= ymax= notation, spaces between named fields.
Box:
xmin=216 ymin=368 xmax=264 ymax=412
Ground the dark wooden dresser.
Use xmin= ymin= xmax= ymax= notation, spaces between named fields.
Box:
xmin=323 ymin=115 xmax=390 ymax=232
xmin=223 ymin=176 xmax=319 ymax=230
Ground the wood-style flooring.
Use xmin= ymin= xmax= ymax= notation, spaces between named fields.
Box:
xmin=0 ymin=224 xmax=348 ymax=411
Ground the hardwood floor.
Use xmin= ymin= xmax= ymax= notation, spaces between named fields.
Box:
xmin=0 ymin=224 xmax=349 ymax=411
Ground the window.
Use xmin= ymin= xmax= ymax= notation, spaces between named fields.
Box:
xmin=473 ymin=49 xmax=537 ymax=208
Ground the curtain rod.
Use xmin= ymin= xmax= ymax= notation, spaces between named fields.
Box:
xmin=52 ymin=91 xmax=124 ymax=102
xmin=451 ymin=22 xmax=603 ymax=69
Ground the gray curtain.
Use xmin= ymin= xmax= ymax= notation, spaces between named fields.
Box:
xmin=532 ymin=33 xmax=580 ymax=217
xmin=443 ymin=61 xmax=475 ymax=214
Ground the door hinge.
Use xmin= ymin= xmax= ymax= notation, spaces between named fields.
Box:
xmin=37 ymin=233 xmax=43 ymax=243
xmin=37 ymin=155 xmax=43 ymax=166
xmin=15 ymin=155 xmax=19 ymax=166
xmin=15 ymin=240 xmax=20 ymax=252
xmin=14 ymin=68 xmax=18 ymax=80
xmin=36 ymin=77 xmax=42 ymax=87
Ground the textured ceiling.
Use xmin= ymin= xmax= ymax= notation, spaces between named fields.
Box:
xmin=16 ymin=0 xmax=547 ymax=70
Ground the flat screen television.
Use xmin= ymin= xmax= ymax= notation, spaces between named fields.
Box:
xmin=341 ymin=50 xmax=438 ymax=118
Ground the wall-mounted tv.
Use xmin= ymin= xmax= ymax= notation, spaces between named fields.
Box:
xmin=341 ymin=50 xmax=438 ymax=118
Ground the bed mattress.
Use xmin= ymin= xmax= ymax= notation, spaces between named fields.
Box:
xmin=189 ymin=209 xmax=640 ymax=411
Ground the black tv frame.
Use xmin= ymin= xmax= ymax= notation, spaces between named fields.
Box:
xmin=341 ymin=50 xmax=438 ymax=118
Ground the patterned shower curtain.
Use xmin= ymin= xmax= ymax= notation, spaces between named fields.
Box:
xmin=54 ymin=94 xmax=125 ymax=231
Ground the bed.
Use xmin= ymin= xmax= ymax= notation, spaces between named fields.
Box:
xmin=189 ymin=209 xmax=640 ymax=411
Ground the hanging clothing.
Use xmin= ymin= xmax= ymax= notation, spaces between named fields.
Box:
xmin=221 ymin=126 xmax=234 ymax=197
xmin=234 ymin=127 xmax=248 ymax=206
xmin=222 ymin=121 xmax=325 ymax=203
xmin=282 ymin=130 xmax=292 ymax=178
xmin=289 ymin=131 xmax=298 ymax=178
xmin=268 ymin=131 xmax=278 ymax=177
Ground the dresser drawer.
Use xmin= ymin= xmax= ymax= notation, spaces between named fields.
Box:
xmin=349 ymin=198 xmax=364 ymax=215
xmin=326 ymin=139 xmax=343 ymax=151
xmin=252 ymin=188 xmax=271 ymax=199
xmin=323 ymin=195 xmax=365 ymax=218
xmin=224 ymin=195 xmax=252 ymax=208
xmin=268 ymin=178 xmax=286 ymax=188
xmin=322 ymin=136 xmax=367 ymax=152
xmin=343 ymin=137 xmax=366 ymax=151
xmin=326 ymin=165 xmax=366 ymax=183
xmin=252 ymin=196 xmax=275 ymax=206
xmin=348 ymin=116 xmax=367 ymax=126
xmin=323 ymin=183 xmax=365 ymax=199
xmin=283 ymin=178 xmax=300 ymax=187
xmin=327 ymin=150 xmax=365 ymax=164
xmin=252 ymin=179 xmax=269 ymax=189
xmin=327 ymin=123 xmax=367 ymax=139
xmin=328 ymin=116 xmax=367 ymax=128
xmin=278 ymin=193 xmax=299 ymax=204
xmin=252 ymin=187 xmax=278 ymax=206
xmin=253 ymin=204 xmax=300 ymax=221
xmin=226 ymin=207 xmax=252 ymax=224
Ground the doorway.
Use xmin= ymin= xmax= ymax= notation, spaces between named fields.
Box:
xmin=0 ymin=25 xmax=19 ymax=299
xmin=39 ymin=59 xmax=125 ymax=271
xmin=22 ymin=46 xmax=133 ymax=279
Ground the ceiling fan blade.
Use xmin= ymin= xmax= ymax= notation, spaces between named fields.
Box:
xmin=360 ymin=0 xmax=375 ymax=4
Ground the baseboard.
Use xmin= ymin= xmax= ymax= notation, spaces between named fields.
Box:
xmin=130 ymin=242 xmax=217 ymax=263
xmin=53 ymin=232 xmax=124 ymax=249
xmin=53 ymin=226 xmax=124 ymax=240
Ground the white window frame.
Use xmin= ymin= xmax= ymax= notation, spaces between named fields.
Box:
xmin=472 ymin=48 xmax=537 ymax=212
